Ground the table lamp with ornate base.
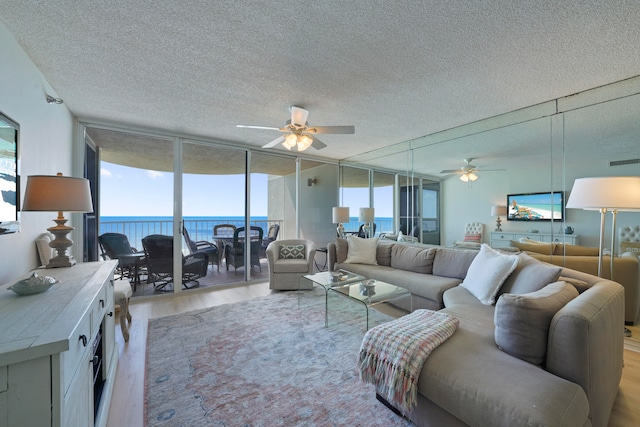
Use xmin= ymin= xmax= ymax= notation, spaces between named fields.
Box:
xmin=22 ymin=173 xmax=93 ymax=268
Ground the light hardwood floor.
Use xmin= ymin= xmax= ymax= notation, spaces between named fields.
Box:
xmin=106 ymin=283 xmax=640 ymax=427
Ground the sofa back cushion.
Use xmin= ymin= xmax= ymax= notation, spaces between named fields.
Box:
xmin=460 ymin=244 xmax=519 ymax=305
xmin=511 ymin=241 xmax=556 ymax=255
xmin=553 ymin=244 xmax=600 ymax=256
xmin=499 ymin=252 xmax=562 ymax=296
xmin=376 ymin=241 xmax=394 ymax=266
xmin=335 ymin=238 xmax=348 ymax=263
xmin=495 ymin=281 xmax=579 ymax=365
xmin=432 ymin=247 xmax=478 ymax=279
xmin=390 ymin=245 xmax=436 ymax=273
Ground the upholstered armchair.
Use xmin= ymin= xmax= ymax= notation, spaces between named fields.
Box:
xmin=266 ymin=239 xmax=316 ymax=290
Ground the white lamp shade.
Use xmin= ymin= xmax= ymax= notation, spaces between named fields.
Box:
xmin=491 ymin=205 xmax=507 ymax=216
xmin=22 ymin=174 xmax=94 ymax=213
xmin=332 ymin=207 xmax=349 ymax=223
xmin=566 ymin=176 xmax=640 ymax=211
xmin=359 ymin=207 xmax=375 ymax=223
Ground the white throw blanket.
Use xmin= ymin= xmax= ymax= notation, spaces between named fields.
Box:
xmin=358 ymin=309 xmax=459 ymax=414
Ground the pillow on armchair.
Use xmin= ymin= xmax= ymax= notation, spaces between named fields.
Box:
xmin=279 ymin=244 xmax=306 ymax=259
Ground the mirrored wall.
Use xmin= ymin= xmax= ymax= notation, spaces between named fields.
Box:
xmin=343 ymin=77 xmax=640 ymax=253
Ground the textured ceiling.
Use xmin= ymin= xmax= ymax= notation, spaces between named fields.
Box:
xmin=2 ymin=1 xmax=640 ymax=167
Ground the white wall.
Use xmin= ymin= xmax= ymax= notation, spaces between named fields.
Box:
xmin=0 ymin=22 xmax=74 ymax=283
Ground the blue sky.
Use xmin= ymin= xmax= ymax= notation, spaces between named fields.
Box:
xmin=100 ymin=162 xmax=393 ymax=217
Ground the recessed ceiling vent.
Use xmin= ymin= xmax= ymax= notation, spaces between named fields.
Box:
xmin=610 ymin=158 xmax=640 ymax=167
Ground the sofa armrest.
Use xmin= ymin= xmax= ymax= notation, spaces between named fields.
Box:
xmin=546 ymin=279 xmax=624 ymax=427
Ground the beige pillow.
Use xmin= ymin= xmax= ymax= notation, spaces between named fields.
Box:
xmin=499 ymin=252 xmax=562 ymax=296
xmin=344 ymin=236 xmax=378 ymax=265
xmin=495 ymin=281 xmax=578 ymax=365
xmin=460 ymin=244 xmax=519 ymax=305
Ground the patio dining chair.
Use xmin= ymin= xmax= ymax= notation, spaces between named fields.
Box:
xmin=183 ymin=226 xmax=219 ymax=271
xmin=142 ymin=234 xmax=208 ymax=292
xmin=224 ymin=226 xmax=263 ymax=273
xmin=261 ymin=223 xmax=280 ymax=258
xmin=98 ymin=232 xmax=146 ymax=291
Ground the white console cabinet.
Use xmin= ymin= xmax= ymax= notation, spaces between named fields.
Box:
xmin=490 ymin=231 xmax=580 ymax=248
xmin=0 ymin=261 xmax=118 ymax=427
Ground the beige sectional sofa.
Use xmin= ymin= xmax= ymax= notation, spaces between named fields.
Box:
xmin=510 ymin=240 xmax=640 ymax=324
xmin=327 ymin=238 xmax=624 ymax=427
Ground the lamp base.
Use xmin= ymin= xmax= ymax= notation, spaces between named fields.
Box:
xmin=46 ymin=217 xmax=76 ymax=268
xmin=495 ymin=216 xmax=503 ymax=232
xmin=46 ymin=255 xmax=76 ymax=268
xmin=336 ymin=223 xmax=344 ymax=239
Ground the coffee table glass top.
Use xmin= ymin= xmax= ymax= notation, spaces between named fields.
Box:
xmin=302 ymin=270 xmax=366 ymax=289
xmin=330 ymin=280 xmax=410 ymax=306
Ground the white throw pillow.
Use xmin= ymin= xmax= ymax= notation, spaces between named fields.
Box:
xmin=344 ymin=235 xmax=379 ymax=265
xmin=461 ymin=244 xmax=519 ymax=305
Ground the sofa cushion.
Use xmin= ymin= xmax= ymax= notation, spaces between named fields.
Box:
xmin=557 ymin=275 xmax=590 ymax=293
xmin=511 ymin=241 xmax=556 ymax=255
xmin=390 ymin=244 xmax=435 ymax=273
xmin=344 ymin=236 xmax=378 ymax=265
xmin=498 ymin=252 xmax=562 ymax=296
xmin=272 ymin=258 xmax=310 ymax=273
xmin=335 ymin=238 xmax=348 ymax=263
xmin=279 ymin=244 xmax=305 ymax=259
xmin=432 ymin=248 xmax=478 ymax=279
xmin=553 ymin=244 xmax=600 ymax=256
xmin=494 ymin=281 xmax=578 ymax=365
xmin=376 ymin=241 xmax=394 ymax=266
xmin=460 ymin=244 xmax=519 ymax=305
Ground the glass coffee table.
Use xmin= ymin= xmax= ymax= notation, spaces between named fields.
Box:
xmin=300 ymin=270 xmax=367 ymax=327
xmin=329 ymin=280 xmax=411 ymax=329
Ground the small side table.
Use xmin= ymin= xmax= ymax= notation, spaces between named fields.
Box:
xmin=315 ymin=247 xmax=328 ymax=271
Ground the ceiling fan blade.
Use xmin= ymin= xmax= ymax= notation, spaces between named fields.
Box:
xmin=262 ymin=136 xmax=285 ymax=148
xmin=440 ymin=169 xmax=462 ymax=174
xmin=307 ymin=125 xmax=355 ymax=135
xmin=310 ymin=136 xmax=327 ymax=150
xmin=290 ymin=106 xmax=309 ymax=127
xmin=237 ymin=124 xmax=281 ymax=131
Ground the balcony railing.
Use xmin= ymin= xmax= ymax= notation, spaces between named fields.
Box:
xmin=99 ymin=218 xmax=282 ymax=252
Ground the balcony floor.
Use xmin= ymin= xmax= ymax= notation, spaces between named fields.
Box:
xmin=129 ymin=258 xmax=272 ymax=298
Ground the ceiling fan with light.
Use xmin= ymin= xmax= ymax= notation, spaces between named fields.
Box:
xmin=440 ymin=158 xmax=504 ymax=182
xmin=236 ymin=106 xmax=355 ymax=152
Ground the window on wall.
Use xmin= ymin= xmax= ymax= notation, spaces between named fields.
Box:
xmin=422 ymin=181 xmax=440 ymax=245
xmin=373 ymin=171 xmax=394 ymax=235
xmin=340 ymin=166 xmax=370 ymax=234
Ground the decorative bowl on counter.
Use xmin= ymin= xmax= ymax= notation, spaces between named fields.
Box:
xmin=8 ymin=272 xmax=58 ymax=296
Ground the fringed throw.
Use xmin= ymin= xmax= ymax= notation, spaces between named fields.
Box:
xmin=358 ymin=309 xmax=459 ymax=414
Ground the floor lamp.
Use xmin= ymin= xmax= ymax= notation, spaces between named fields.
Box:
xmin=566 ymin=176 xmax=640 ymax=336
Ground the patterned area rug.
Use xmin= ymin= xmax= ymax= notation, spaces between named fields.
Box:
xmin=145 ymin=289 xmax=414 ymax=426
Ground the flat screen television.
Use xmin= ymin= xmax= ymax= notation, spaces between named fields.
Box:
xmin=507 ymin=191 xmax=563 ymax=221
